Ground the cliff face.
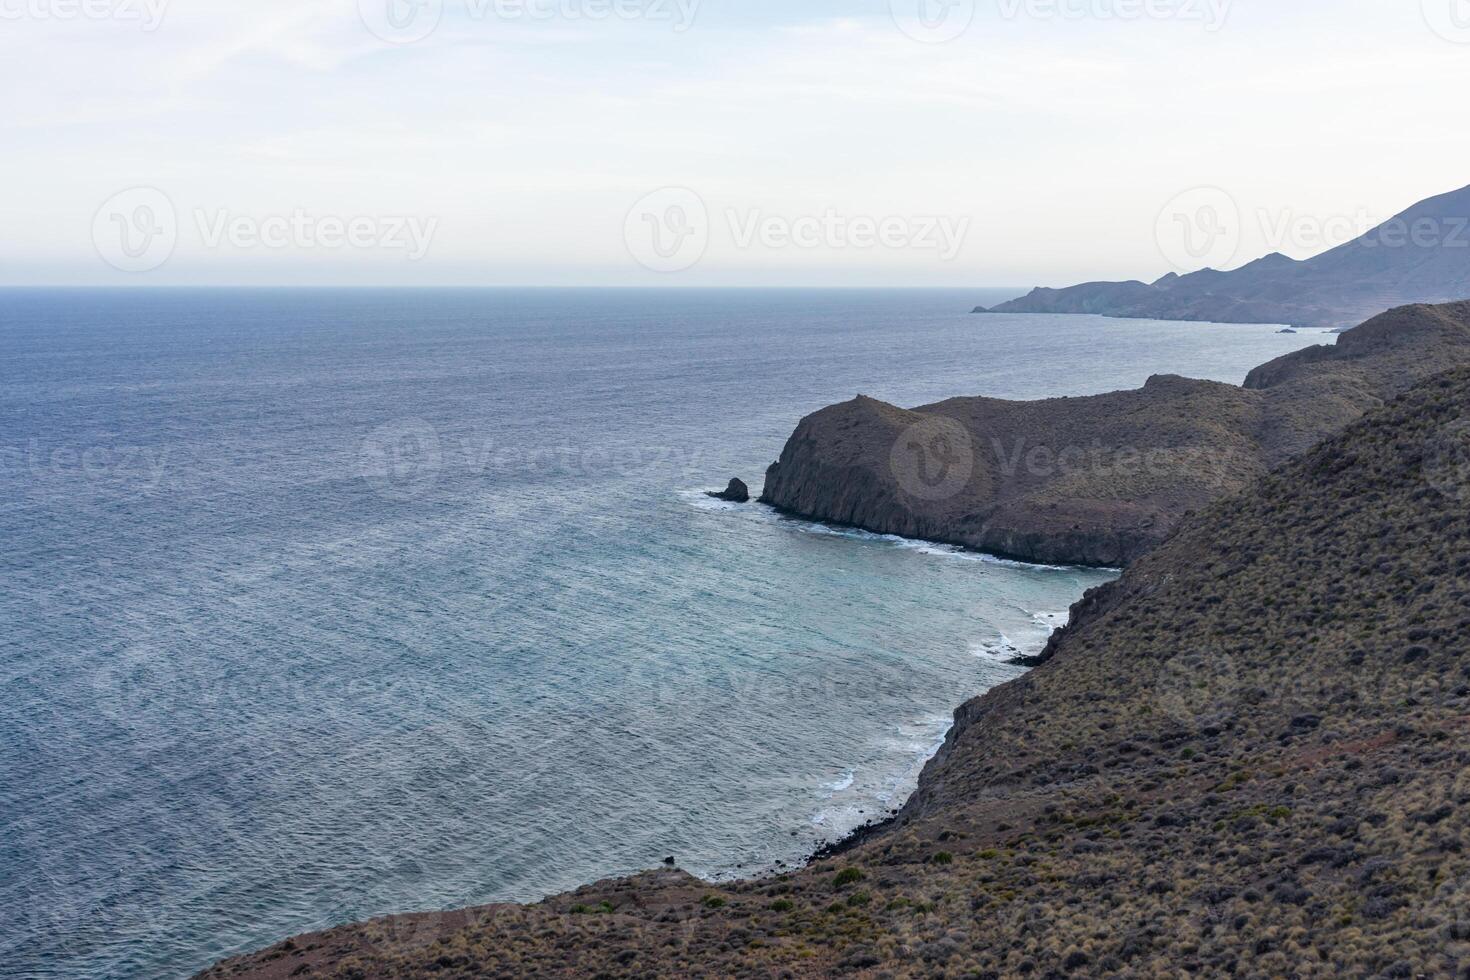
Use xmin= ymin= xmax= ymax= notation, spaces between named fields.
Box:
xmin=205 ymin=367 xmax=1470 ymax=979
xmin=761 ymin=302 xmax=1470 ymax=567
xmin=760 ymin=379 xmax=1269 ymax=568
xmin=984 ymin=183 xmax=1470 ymax=328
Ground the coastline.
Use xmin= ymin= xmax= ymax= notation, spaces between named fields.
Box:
xmin=193 ymin=502 xmax=1087 ymax=975
xmin=756 ymin=497 xmax=1119 ymax=571
xmin=204 ymin=326 xmax=1470 ymax=979
xmin=715 ymin=317 xmax=1470 ymax=887
xmin=973 ymin=305 xmax=1303 ymax=331
xmin=695 ymin=492 xmax=1096 ymax=876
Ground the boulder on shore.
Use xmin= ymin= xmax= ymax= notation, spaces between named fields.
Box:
xmin=707 ymin=478 xmax=750 ymax=503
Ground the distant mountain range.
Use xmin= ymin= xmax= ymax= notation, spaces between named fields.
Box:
xmin=979 ymin=183 xmax=1470 ymax=328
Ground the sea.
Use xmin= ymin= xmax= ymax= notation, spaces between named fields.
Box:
xmin=0 ymin=288 xmax=1331 ymax=978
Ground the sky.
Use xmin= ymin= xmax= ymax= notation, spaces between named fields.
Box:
xmin=3 ymin=0 xmax=1470 ymax=287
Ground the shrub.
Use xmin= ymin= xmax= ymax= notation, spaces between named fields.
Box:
xmin=702 ymin=895 xmax=726 ymax=909
xmin=571 ymin=901 xmax=613 ymax=915
xmin=930 ymin=852 xmax=955 ymax=866
xmin=769 ymin=899 xmax=795 ymax=912
xmin=834 ymin=867 xmax=865 ymax=888
xmin=847 ymin=891 xmax=871 ymax=908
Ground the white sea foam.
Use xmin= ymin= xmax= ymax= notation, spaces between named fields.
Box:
xmin=678 ymin=490 xmax=1080 ymax=570
xmin=808 ymin=715 xmax=951 ymax=836
xmin=972 ymin=613 xmax=1068 ymax=667
xmin=824 ymin=771 xmax=855 ymax=793
xmin=679 ymin=488 xmax=747 ymax=513
xmin=969 ymin=635 xmax=1023 ymax=665
xmin=809 ymin=525 xmax=1073 ymax=570
xmin=878 ymin=716 xmax=952 ymax=805
xmin=1032 ymin=610 xmax=1069 ymax=630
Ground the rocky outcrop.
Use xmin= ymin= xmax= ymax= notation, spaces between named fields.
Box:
xmin=204 ymin=367 xmax=1470 ymax=979
xmin=706 ymin=478 xmax=749 ymax=503
xmin=985 ymin=183 xmax=1470 ymax=328
xmin=760 ymin=301 xmax=1470 ymax=567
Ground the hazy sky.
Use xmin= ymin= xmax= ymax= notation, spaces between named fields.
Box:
xmin=4 ymin=0 xmax=1469 ymax=287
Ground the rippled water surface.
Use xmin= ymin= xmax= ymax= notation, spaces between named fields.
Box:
xmin=0 ymin=288 xmax=1329 ymax=978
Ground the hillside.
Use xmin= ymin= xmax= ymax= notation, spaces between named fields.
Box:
xmin=760 ymin=302 xmax=1470 ymax=567
xmin=204 ymin=365 xmax=1470 ymax=979
xmin=982 ymin=183 xmax=1470 ymax=328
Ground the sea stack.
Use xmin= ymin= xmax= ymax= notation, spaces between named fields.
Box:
xmin=707 ymin=478 xmax=750 ymax=503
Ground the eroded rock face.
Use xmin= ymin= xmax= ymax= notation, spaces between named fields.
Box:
xmin=206 ymin=367 xmax=1470 ymax=980
xmin=761 ymin=302 xmax=1470 ymax=567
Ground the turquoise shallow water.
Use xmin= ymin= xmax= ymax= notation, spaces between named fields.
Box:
xmin=0 ymin=288 xmax=1328 ymax=978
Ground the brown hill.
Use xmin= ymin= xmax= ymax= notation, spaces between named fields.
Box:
xmin=760 ymin=302 xmax=1470 ymax=567
xmin=983 ymin=183 xmax=1470 ymax=329
xmin=203 ymin=365 xmax=1470 ymax=979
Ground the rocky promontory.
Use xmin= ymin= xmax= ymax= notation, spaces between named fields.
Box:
xmin=760 ymin=302 xmax=1470 ymax=567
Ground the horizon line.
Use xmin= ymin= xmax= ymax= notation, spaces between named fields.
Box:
xmin=0 ymin=283 xmax=1028 ymax=291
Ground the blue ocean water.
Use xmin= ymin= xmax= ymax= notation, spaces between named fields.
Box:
xmin=0 ymin=288 xmax=1329 ymax=979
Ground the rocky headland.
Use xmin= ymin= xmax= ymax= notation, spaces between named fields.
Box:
xmin=979 ymin=183 xmax=1470 ymax=329
xmin=206 ymin=363 xmax=1470 ymax=978
xmin=760 ymin=302 xmax=1470 ymax=568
